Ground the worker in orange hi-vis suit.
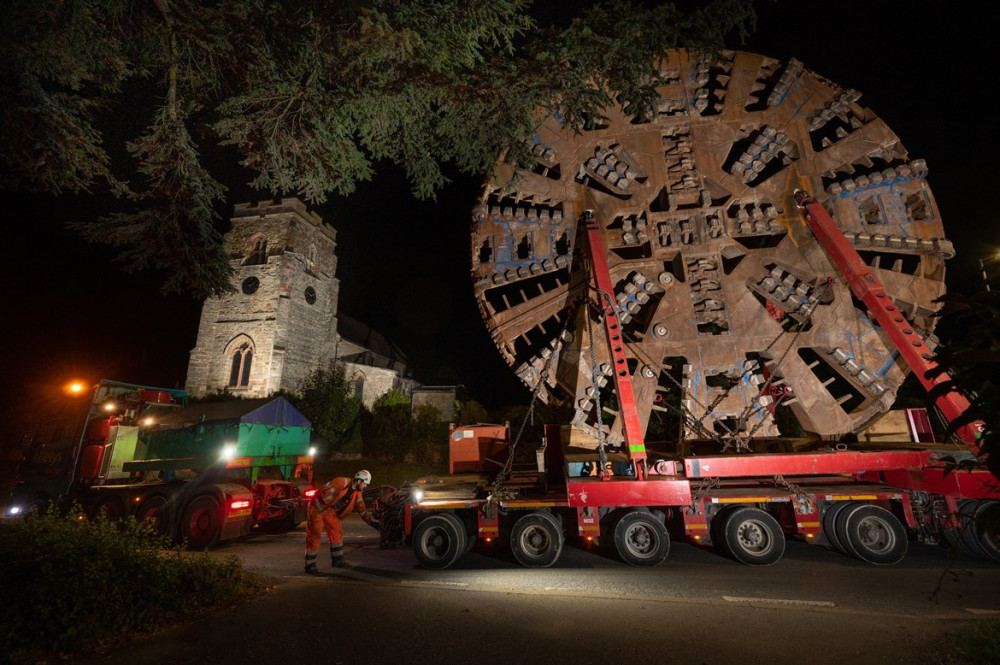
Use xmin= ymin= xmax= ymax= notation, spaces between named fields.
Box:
xmin=304 ymin=469 xmax=377 ymax=573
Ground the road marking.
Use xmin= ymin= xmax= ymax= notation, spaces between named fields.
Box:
xmin=723 ymin=595 xmax=835 ymax=608
xmin=401 ymin=580 xmax=469 ymax=588
xmin=965 ymin=608 xmax=1000 ymax=615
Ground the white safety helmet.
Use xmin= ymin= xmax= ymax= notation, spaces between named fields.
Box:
xmin=354 ymin=469 xmax=372 ymax=485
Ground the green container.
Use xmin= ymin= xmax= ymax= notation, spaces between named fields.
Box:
xmin=142 ymin=397 xmax=311 ymax=464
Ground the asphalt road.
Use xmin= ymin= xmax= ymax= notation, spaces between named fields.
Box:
xmin=75 ymin=515 xmax=1000 ymax=665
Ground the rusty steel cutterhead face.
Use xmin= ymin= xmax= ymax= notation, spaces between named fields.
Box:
xmin=470 ymin=49 xmax=951 ymax=451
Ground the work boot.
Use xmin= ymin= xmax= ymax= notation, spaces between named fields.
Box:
xmin=332 ymin=558 xmax=350 ymax=568
xmin=304 ymin=563 xmax=319 ymax=574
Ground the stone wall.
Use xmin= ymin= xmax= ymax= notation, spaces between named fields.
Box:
xmin=412 ymin=387 xmax=457 ymax=421
xmin=344 ymin=363 xmax=419 ymax=409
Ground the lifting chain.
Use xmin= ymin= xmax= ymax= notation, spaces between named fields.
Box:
xmin=584 ymin=289 xmax=612 ymax=477
xmin=713 ymin=279 xmax=838 ymax=451
xmin=624 ymin=338 xmax=718 ymax=441
xmin=484 ymin=309 xmax=574 ymax=510
xmin=771 ymin=473 xmax=815 ymax=513
xmin=689 ymin=476 xmax=721 ymax=513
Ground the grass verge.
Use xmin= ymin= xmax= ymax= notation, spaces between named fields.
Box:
xmin=933 ymin=619 xmax=1000 ymax=665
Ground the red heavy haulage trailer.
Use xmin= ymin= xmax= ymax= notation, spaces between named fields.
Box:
xmin=387 ymin=199 xmax=998 ymax=569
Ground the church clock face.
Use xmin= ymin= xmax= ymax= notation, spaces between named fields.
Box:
xmin=241 ymin=276 xmax=260 ymax=295
xmin=304 ymin=286 xmax=317 ymax=304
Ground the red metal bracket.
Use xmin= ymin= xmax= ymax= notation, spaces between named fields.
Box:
xmin=581 ymin=210 xmax=647 ymax=478
xmin=794 ymin=191 xmax=984 ymax=454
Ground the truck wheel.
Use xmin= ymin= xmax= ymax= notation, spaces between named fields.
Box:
xmin=972 ymin=501 xmax=1000 ymax=561
xmin=461 ymin=514 xmax=478 ymax=555
xmin=822 ymin=501 xmax=856 ymax=555
xmin=953 ymin=500 xmax=985 ymax=558
xmin=181 ymin=495 xmax=222 ymax=550
xmin=956 ymin=500 xmax=1000 ymax=561
xmin=91 ymin=496 xmax=125 ymax=523
xmin=510 ymin=511 xmax=564 ymax=568
xmin=720 ymin=507 xmax=784 ymax=566
xmin=413 ymin=513 xmax=466 ymax=569
xmin=137 ymin=495 xmax=172 ymax=537
xmin=709 ymin=505 xmax=740 ymax=554
xmin=613 ymin=511 xmax=670 ymax=566
xmin=836 ymin=504 xmax=907 ymax=565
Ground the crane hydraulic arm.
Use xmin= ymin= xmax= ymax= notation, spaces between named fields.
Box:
xmin=793 ymin=190 xmax=985 ymax=454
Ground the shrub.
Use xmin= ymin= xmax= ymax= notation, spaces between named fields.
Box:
xmin=362 ymin=390 xmax=413 ymax=461
xmin=411 ymin=403 xmax=447 ymax=464
xmin=0 ymin=507 xmax=268 ymax=663
xmin=275 ymin=361 xmax=362 ymax=456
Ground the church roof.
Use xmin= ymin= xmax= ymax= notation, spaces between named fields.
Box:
xmin=337 ymin=312 xmax=409 ymax=369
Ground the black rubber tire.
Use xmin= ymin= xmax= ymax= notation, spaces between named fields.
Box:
xmin=956 ymin=500 xmax=1000 ymax=561
xmin=720 ymin=507 xmax=785 ymax=566
xmin=461 ymin=514 xmax=478 ymax=555
xmin=613 ymin=511 xmax=670 ymax=567
xmin=836 ymin=504 xmax=908 ymax=565
xmin=90 ymin=496 xmax=125 ymax=523
xmin=181 ymin=495 xmax=222 ymax=550
xmin=971 ymin=501 xmax=1000 ymax=562
xmin=941 ymin=522 xmax=962 ymax=550
xmin=136 ymin=494 xmax=172 ymax=537
xmin=709 ymin=505 xmax=740 ymax=556
xmin=413 ymin=513 xmax=466 ymax=569
xmin=510 ymin=511 xmax=564 ymax=568
xmin=822 ymin=501 xmax=856 ymax=555
xmin=953 ymin=500 xmax=986 ymax=558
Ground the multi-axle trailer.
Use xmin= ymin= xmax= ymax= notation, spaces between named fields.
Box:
xmin=384 ymin=199 xmax=997 ymax=569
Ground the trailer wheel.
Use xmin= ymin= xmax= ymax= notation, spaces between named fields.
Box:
xmin=952 ymin=500 xmax=985 ymax=558
xmin=511 ymin=511 xmax=564 ymax=568
xmin=461 ymin=514 xmax=478 ymax=555
xmin=956 ymin=500 xmax=1000 ymax=562
xmin=710 ymin=505 xmax=749 ymax=553
xmin=720 ymin=507 xmax=784 ymax=566
xmin=413 ymin=513 xmax=466 ymax=569
xmin=972 ymin=501 xmax=1000 ymax=562
xmin=613 ymin=511 xmax=670 ymax=566
xmin=137 ymin=495 xmax=172 ymax=537
xmin=822 ymin=501 xmax=856 ymax=555
xmin=181 ymin=495 xmax=222 ymax=550
xmin=836 ymin=504 xmax=907 ymax=565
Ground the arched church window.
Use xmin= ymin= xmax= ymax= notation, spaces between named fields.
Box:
xmin=246 ymin=234 xmax=268 ymax=265
xmin=229 ymin=342 xmax=253 ymax=388
xmin=352 ymin=371 xmax=365 ymax=401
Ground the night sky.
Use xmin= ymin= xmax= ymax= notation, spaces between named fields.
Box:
xmin=3 ymin=2 xmax=994 ymax=414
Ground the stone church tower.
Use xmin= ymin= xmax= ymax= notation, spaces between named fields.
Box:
xmin=185 ymin=198 xmax=340 ymax=398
